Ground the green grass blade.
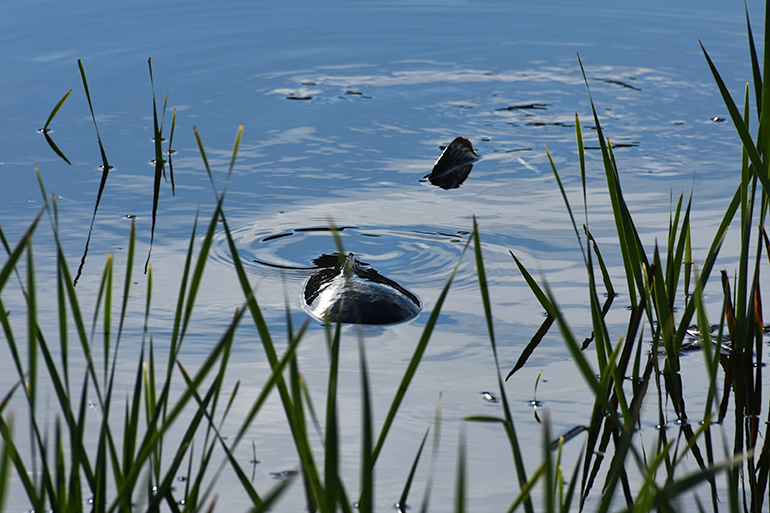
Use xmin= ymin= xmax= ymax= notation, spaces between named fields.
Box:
xmin=42 ymin=131 xmax=72 ymax=166
xmin=0 ymin=204 xmax=45 ymax=294
xmin=397 ymin=420 xmax=430 ymax=512
xmin=418 ymin=395 xmax=443 ymax=513
xmin=0 ymin=421 xmax=9 ymax=513
xmin=546 ymin=146 xmax=585 ymax=258
xmin=0 ymin=418 xmax=39 ymax=507
xmin=701 ymin=44 xmax=769 ymax=193
xmin=116 ymin=220 xmax=135 ymax=350
xmin=473 ymin=221 xmax=534 ymax=513
xmin=74 ymin=59 xmax=112 ymax=286
xmin=249 ymin=475 xmax=298 ymax=513
xmin=175 ymin=356 xmax=266 ymax=510
xmin=43 ymin=89 xmax=71 ymax=130
xmin=506 ymin=314 xmax=555 ymax=379
xmin=745 ymin=1 xmax=763 ymax=115
xmin=358 ymin=339 xmax=374 ymax=513
xmin=40 ymin=89 xmax=73 ymax=165
xmin=371 ymin=230 xmax=471 ymax=463
xmin=168 ymin=108 xmax=177 ymax=195
xmin=454 ymin=426 xmax=466 ymax=513
xmin=323 ymin=318 xmax=341 ymax=513
xmin=232 ymin=323 xmax=307 ymax=446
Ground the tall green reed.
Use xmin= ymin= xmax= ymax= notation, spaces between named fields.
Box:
xmin=491 ymin=2 xmax=770 ymax=511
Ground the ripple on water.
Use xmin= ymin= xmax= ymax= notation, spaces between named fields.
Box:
xmin=210 ymin=222 xmax=489 ymax=291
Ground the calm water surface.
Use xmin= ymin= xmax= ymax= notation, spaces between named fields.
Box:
xmin=0 ymin=0 xmax=763 ymax=510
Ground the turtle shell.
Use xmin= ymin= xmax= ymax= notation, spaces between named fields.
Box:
xmin=303 ymin=253 xmax=421 ymax=325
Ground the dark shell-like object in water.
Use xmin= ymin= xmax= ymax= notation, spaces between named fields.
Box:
xmin=423 ymin=136 xmax=478 ymax=189
xmin=303 ymin=253 xmax=421 ymax=325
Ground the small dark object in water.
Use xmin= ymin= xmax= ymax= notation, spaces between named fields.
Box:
xmin=422 ymin=136 xmax=478 ymax=189
xmin=303 ymin=253 xmax=421 ymax=325
xmin=593 ymin=78 xmax=641 ymax=91
xmin=480 ymin=391 xmax=498 ymax=403
xmin=495 ymin=103 xmax=551 ymax=111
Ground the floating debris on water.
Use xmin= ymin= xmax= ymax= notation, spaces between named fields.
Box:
xmin=593 ymin=77 xmax=641 ymax=91
xmin=481 ymin=391 xmax=498 ymax=403
xmin=270 ymin=470 xmax=299 ymax=480
xmin=496 ymin=103 xmax=551 ymax=111
xmin=422 ymin=136 xmax=478 ymax=189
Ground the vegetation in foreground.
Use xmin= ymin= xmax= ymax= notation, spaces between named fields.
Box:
xmin=3 ymin=2 xmax=770 ymax=512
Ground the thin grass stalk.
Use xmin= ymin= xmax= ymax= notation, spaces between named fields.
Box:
xmin=290 ymin=356 xmax=319 ymax=512
xmin=322 ymin=308 xmax=343 ymax=513
xmin=56 ymin=241 xmax=106 ymax=411
xmin=217 ymin=209 xmax=326 ymax=508
xmin=231 ymin=322 xmax=308 ymax=449
xmin=665 ymin=193 xmax=691 ymax=312
xmin=472 ymin=220 xmax=534 ymax=513
xmin=370 ymin=229 xmax=472 ymax=464
xmin=195 ymin=310 xmax=238 ymax=487
xmin=701 ymin=46 xmax=768 ymax=195
xmin=89 ymin=254 xmax=113 ymax=381
xmin=116 ymin=219 xmax=136 ymax=349
xmin=25 ymin=239 xmax=38 ymax=466
xmin=546 ymin=146 xmax=584 ymax=258
xmin=146 ymin=58 xmax=168 ymax=273
xmin=672 ymin=187 xmax=737 ymax=351
xmin=54 ymin=420 xmax=66 ymax=508
xmin=166 ymin=209 xmax=198 ymax=378
xmin=738 ymin=83 xmax=756 ymax=331
xmin=454 ymin=426 xmax=466 ymax=513
xmin=74 ymin=59 xmax=112 ymax=286
xmin=560 ymin=443 xmax=583 ymax=513
xmin=758 ymin=0 xmax=770 ymax=160
xmin=577 ymin=56 xmax=646 ymax=310
xmin=0 ymin=418 xmax=39 ymax=506
xmin=576 ymin=114 xmax=588 ymax=222
xmin=168 ymin=108 xmax=177 ymax=195
xmin=50 ymin=205 xmax=72 ymax=398
xmin=584 ymin=226 xmax=611 ymax=372
xmin=155 ymin=364 xmax=221 ymax=511
xmin=543 ymin=415 xmax=554 ymax=513
xmin=416 ymin=396 xmax=442 ymax=513
xmin=29 ymin=310 xmax=90 ymax=506
xmin=397 ymin=416 xmax=430 ymax=512
xmin=358 ymin=338 xmax=374 ymax=513
xmin=172 ymin=330 xmax=269 ymax=511
xmin=40 ymin=89 xmax=73 ymax=165
xmin=116 ymin=342 xmax=145 ymax=510
xmin=502 ymin=464 xmax=545 ymax=513
xmin=109 ymin=298 xmax=242 ymax=510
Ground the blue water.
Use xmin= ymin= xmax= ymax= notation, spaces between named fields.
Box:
xmin=0 ymin=0 xmax=762 ymax=510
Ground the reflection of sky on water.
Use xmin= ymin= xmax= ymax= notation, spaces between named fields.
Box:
xmin=0 ymin=0 xmax=763 ymax=510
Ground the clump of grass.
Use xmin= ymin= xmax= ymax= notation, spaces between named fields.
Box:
xmin=489 ymin=2 xmax=770 ymax=511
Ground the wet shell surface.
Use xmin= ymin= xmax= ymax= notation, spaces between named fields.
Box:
xmin=303 ymin=253 xmax=421 ymax=325
xmin=422 ymin=136 xmax=478 ymax=189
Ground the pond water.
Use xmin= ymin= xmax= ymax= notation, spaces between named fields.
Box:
xmin=0 ymin=0 xmax=765 ymax=510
